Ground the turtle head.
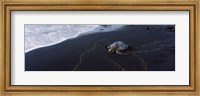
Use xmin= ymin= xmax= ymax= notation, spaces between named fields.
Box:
xmin=107 ymin=45 xmax=116 ymax=53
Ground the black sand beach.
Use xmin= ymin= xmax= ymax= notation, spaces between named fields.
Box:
xmin=25 ymin=25 xmax=175 ymax=71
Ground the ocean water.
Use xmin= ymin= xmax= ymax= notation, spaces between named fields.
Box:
xmin=25 ymin=24 xmax=124 ymax=53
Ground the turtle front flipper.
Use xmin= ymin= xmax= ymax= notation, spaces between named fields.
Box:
xmin=116 ymin=49 xmax=129 ymax=55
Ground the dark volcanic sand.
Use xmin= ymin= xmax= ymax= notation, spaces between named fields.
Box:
xmin=25 ymin=25 xmax=175 ymax=71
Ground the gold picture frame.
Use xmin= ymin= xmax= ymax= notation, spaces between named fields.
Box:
xmin=0 ymin=0 xmax=199 ymax=96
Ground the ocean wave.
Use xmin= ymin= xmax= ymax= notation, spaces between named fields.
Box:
xmin=25 ymin=24 xmax=124 ymax=53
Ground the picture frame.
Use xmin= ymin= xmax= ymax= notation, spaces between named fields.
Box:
xmin=0 ymin=0 xmax=199 ymax=96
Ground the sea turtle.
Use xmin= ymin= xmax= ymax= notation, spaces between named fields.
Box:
xmin=107 ymin=41 xmax=130 ymax=55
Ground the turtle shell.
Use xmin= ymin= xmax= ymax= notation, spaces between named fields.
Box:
xmin=112 ymin=41 xmax=128 ymax=50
